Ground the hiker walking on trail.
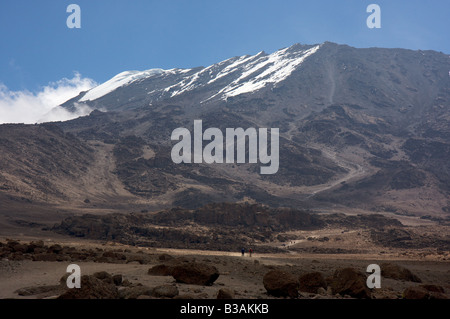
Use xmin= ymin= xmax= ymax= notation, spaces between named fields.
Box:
xmin=241 ymin=248 xmax=245 ymax=256
xmin=249 ymin=248 xmax=253 ymax=257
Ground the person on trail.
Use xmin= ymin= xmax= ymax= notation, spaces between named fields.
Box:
xmin=249 ymin=248 xmax=253 ymax=257
xmin=241 ymin=248 xmax=245 ymax=256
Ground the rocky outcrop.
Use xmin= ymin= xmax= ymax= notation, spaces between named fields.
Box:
xmin=48 ymin=201 xmax=409 ymax=253
xmin=0 ymin=239 xmax=153 ymax=264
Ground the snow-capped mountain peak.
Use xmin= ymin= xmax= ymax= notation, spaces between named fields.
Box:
xmin=73 ymin=43 xmax=321 ymax=108
xmin=213 ymin=44 xmax=321 ymax=99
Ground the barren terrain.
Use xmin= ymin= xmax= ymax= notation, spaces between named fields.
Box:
xmin=1 ymin=215 xmax=448 ymax=299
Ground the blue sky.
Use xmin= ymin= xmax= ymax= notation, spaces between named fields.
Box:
xmin=1 ymin=0 xmax=449 ymax=91
xmin=0 ymin=0 xmax=449 ymax=123
xmin=0 ymin=0 xmax=450 ymax=90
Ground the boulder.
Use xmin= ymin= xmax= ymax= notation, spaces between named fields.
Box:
xmin=403 ymin=285 xmax=447 ymax=299
xmin=263 ymin=270 xmax=299 ymax=298
xmin=172 ymin=262 xmax=219 ymax=286
xmin=174 ymin=294 xmax=198 ymax=299
xmin=15 ymin=285 xmax=61 ymax=296
xmin=33 ymin=253 xmax=58 ymax=262
xmin=102 ymin=251 xmax=126 ymax=261
xmin=58 ymin=275 xmax=119 ymax=299
xmin=119 ymin=285 xmax=153 ymax=299
xmin=217 ymin=288 xmax=235 ymax=299
xmin=403 ymin=286 xmax=430 ymax=299
xmin=6 ymin=240 xmax=21 ymax=248
xmin=328 ymin=268 xmax=371 ymax=299
xmin=102 ymin=251 xmax=116 ymax=258
xmin=126 ymin=254 xmax=146 ymax=264
xmin=148 ymin=264 xmax=174 ymax=276
xmin=151 ymin=285 xmax=179 ymax=298
xmin=93 ymin=271 xmax=114 ymax=284
xmin=30 ymin=240 xmax=45 ymax=248
xmin=9 ymin=253 xmax=28 ymax=261
xmin=33 ymin=247 xmax=47 ymax=254
xmin=113 ymin=274 xmax=123 ymax=286
xmin=420 ymin=285 xmax=445 ymax=293
xmin=60 ymin=273 xmax=70 ymax=286
xmin=317 ymin=287 xmax=327 ymax=295
xmin=158 ymin=254 xmax=174 ymax=261
xmin=381 ymin=263 xmax=421 ymax=282
xmin=298 ymin=272 xmax=327 ymax=294
xmin=47 ymin=244 xmax=63 ymax=254
xmin=12 ymin=244 xmax=28 ymax=254
xmin=136 ymin=295 xmax=152 ymax=299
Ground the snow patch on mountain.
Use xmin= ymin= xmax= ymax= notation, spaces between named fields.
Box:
xmin=220 ymin=45 xmax=320 ymax=98
xmin=207 ymin=53 xmax=265 ymax=85
xmin=165 ymin=71 xmax=203 ymax=97
xmin=79 ymin=69 xmax=166 ymax=102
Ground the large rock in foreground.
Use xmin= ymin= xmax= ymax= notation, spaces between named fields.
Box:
xmin=403 ymin=285 xmax=447 ymax=299
xmin=172 ymin=262 xmax=219 ymax=286
xmin=58 ymin=275 xmax=119 ymax=299
xmin=328 ymin=268 xmax=371 ymax=299
xmin=381 ymin=263 xmax=422 ymax=282
xmin=263 ymin=270 xmax=299 ymax=298
xmin=298 ymin=272 xmax=327 ymax=294
xmin=148 ymin=264 xmax=174 ymax=276
xmin=152 ymin=284 xmax=179 ymax=298
xmin=217 ymin=288 xmax=235 ymax=299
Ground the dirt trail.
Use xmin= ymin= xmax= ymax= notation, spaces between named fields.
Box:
xmin=304 ymin=146 xmax=368 ymax=198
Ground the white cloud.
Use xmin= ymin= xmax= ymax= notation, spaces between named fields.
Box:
xmin=0 ymin=73 xmax=97 ymax=124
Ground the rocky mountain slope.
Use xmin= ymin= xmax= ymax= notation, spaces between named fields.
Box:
xmin=0 ymin=42 xmax=449 ymax=221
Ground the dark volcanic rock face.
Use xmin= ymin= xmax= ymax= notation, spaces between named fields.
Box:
xmin=50 ymin=203 xmax=325 ymax=251
xmin=49 ymin=202 xmax=405 ymax=252
xmin=370 ymin=227 xmax=450 ymax=250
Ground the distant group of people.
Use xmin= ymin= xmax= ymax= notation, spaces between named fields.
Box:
xmin=241 ymin=248 xmax=253 ymax=257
